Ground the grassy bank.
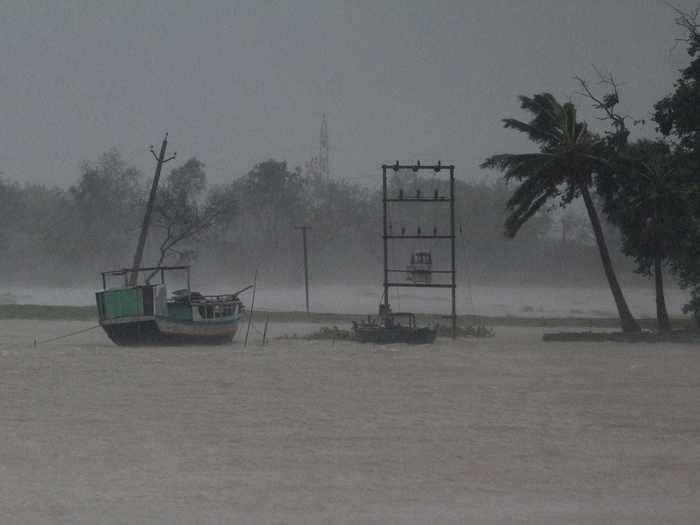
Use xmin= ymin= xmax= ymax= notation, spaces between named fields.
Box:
xmin=0 ymin=303 xmax=693 ymax=329
xmin=0 ymin=304 xmax=96 ymax=321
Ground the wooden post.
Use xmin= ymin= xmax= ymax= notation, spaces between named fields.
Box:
xmin=262 ymin=314 xmax=269 ymax=345
xmin=244 ymin=269 xmax=258 ymax=347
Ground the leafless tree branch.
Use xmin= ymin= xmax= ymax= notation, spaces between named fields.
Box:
xmin=574 ymin=69 xmax=643 ymax=150
xmin=663 ymin=1 xmax=700 ymax=51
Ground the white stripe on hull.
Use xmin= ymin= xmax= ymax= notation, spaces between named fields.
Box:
xmin=155 ymin=317 xmax=240 ymax=337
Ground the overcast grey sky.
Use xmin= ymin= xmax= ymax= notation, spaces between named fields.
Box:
xmin=0 ymin=0 xmax=696 ymax=188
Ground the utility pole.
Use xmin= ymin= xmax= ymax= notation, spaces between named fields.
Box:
xmin=129 ymin=133 xmax=177 ymax=286
xmin=319 ymin=113 xmax=329 ymax=178
xmin=295 ymin=225 xmax=311 ymax=313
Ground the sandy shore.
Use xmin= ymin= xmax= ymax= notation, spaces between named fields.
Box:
xmin=1 ymin=320 xmax=698 ymax=523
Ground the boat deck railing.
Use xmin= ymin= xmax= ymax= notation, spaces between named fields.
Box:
xmin=189 ymin=294 xmax=242 ymax=305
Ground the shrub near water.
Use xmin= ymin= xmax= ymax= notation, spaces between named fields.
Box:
xmin=283 ymin=324 xmax=495 ymax=341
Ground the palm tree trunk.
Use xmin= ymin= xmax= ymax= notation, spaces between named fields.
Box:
xmin=654 ymin=250 xmax=671 ymax=332
xmin=579 ymin=183 xmax=641 ymax=333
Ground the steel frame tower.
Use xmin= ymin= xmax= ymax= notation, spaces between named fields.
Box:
xmin=381 ymin=161 xmax=457 ymax=338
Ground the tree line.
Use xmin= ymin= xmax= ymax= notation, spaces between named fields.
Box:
xmin=0 ymin=148 xmax=632 ymax=289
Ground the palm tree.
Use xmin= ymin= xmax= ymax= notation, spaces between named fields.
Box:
xmin=481 ymin=93 xmax=641 ymax=333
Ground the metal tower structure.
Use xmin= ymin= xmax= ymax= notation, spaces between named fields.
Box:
xmin=319 ymin=113 xmax=330 ymax=178
xmin=382 ymin=161 xmax=457 ymax=337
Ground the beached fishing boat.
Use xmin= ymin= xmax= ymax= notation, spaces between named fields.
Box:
xmin=96 ymin=265 xmax=248 ymax=345
xmin=96 ymin=134 xmax=248 ymax=345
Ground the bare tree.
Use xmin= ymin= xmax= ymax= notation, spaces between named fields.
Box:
xmin=147 ymin=158 xmax=236 ymax=281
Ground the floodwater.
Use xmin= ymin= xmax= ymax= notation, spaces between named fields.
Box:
xmin=1 ymin=320 xmax=698 ymax=523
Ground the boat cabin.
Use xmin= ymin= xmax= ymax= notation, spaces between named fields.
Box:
xmin=406 ymin=250 xmax=432 ymax=284
xmin=95 ymin=265 xmax=245 ymax=330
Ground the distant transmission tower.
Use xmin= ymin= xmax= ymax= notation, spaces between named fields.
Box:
xmin=319 ymin=113 xmax=330 ymax=178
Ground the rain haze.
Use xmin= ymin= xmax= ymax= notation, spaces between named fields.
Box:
xmin=0 ymin=0 xmax=695 ymax=186
xmin=2 ymin=2 xmax=700 ymax=524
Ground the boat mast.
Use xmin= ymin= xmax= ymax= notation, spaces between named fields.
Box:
xmin=128 ymin=133 xmax=176 ymax=286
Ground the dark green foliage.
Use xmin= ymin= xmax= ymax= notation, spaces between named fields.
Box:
xmin=654 ymin=20 xmax=700 ymax=152
xmin=0 ymin=177 xmax=23 ymax=253
xmin=18 ymin=185 xmax=75 ymax=270
xmin=597 ymin=140 xmax=683 ymax=275
xmin=307 ymin=175 xmax=379 ymax=271
xmin=595 ymin=139 xmax=687 ymax=331
xmin=650 ymin=12 xmax=700 ymax=321
xmin=69 ymin=149 xmax=144 ymax=268
xmin=221 ymin=160 xmax=308 ymax=279
xmin=242 ymin=159 xmax=306 ymax=217
xmin=667 ymin=208 xmax=700 ymax=322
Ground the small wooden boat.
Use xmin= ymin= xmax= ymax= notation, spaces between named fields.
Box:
xmin=96 ymin=265 xmax=248 ymax=346
xmin=353 ymin=311 xmax=438 ymax=344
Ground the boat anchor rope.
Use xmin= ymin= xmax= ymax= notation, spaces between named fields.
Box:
xmin=33 ymin=324 xmax=101 ymax=347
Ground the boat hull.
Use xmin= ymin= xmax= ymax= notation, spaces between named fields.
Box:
xmin=101 ymin=316 xmax=240 ymax=346
xmin=353 ymin=326 xmax=437 ymax=345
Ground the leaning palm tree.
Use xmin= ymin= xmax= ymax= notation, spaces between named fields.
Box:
xmin=481 ymin=93 xmax=641 ymax=333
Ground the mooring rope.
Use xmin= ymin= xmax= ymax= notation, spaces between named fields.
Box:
xmin=33 ymin=324 xmax=101 ymax=346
